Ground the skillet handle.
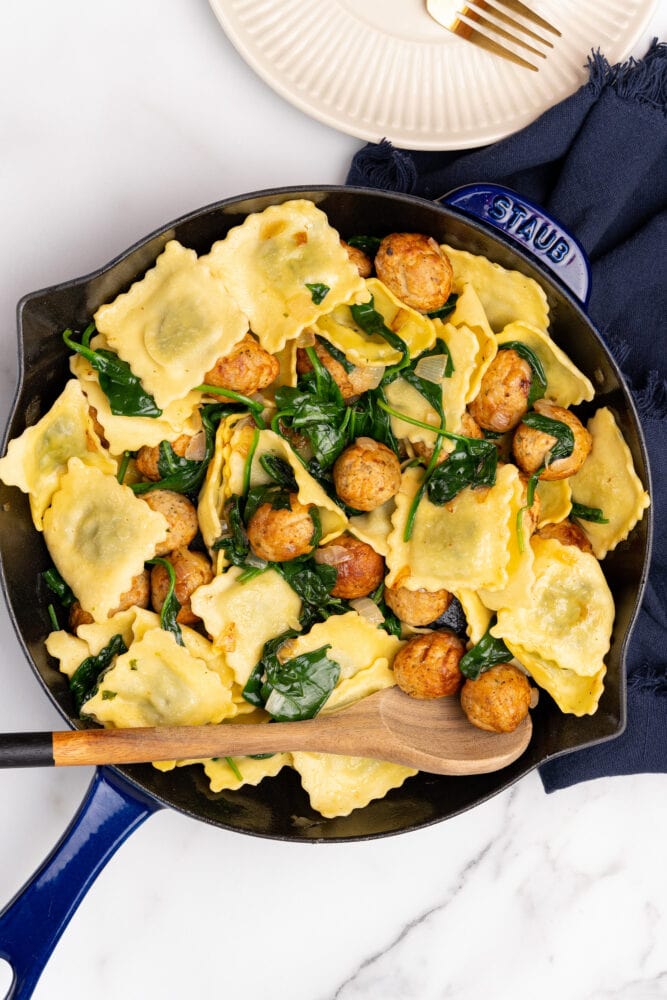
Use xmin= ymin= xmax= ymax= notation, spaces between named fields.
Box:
xmin=438 ymin=183 xmax=591 ymax=305
xmin=0 ymin=767 xmax=161 ymax=999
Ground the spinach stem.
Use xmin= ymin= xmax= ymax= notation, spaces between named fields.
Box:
xmin=195 ymin=384 xmax=266 ymax=428
xmin=116 ymin=450 xmax=132 ymax=485
xmin=242 ymin=427 xmax=260 ymax=497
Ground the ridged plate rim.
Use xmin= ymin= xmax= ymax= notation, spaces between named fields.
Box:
xmin=207 ymin=0 xmax=658 ymax=150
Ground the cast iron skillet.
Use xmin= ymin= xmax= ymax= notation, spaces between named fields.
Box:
xmin=0 ymin=185 xmax=652 ymax=998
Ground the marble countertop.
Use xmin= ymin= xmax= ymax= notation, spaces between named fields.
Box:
xmin=0 ymin=3 xmax=665 ymax=998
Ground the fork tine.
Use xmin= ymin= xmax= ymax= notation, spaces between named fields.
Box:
xmin=466 ymin=3 xmax=550 ymax=57
xmin=471 ymin=0 xmax=554 ymax=48
xmin=448 ymin=15 xmax=540 ymax=70
xmin=490 ymin=0 xmax=561 ymax=36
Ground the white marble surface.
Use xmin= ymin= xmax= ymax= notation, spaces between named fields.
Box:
xmin=0 ymin=3 xmax=665 ymax=998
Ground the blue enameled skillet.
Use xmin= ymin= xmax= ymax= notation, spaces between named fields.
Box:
xmin=0 ymin=185 xmax=652 ymax=998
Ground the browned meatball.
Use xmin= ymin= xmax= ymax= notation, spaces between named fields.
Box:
xmin=203 ymin=333 xmax=279 ymax=395
xmin=151 ymin=548 xmax=213 ymax=627
xmin=375 ymin=233 xmax=453 ymax=313
xmin=512 ymin=400 xmax=592 ymax=481
xmin=333 ymin=437 xmax=402 ymax=512
xmin=340 ymin=240 xmax=373 ymax=278
xmin=68 ymin=570 xmax=151 ymax=630
xmin=296 ymin=340 xmax=382 ymax=403
xmin=537 ymin=519 xmax=594 ymax=554
xmin=468 ymin=349 xmax=532 ymax=433
xmin=384 ymin=585 xmax=452 ymax=627
xmin=135 ymin=434 xmax=196 ymax=482
xmin=313 ymin=534 xmax=385 ymax=599
xmin=460 ymin=664 xmax=532 ymax=733
xmin=142 ymin=490 xmax=198 ymax=556
xmin=246 ymin=493 xmax=317 ymax=563
xmin=393 ymin=631 xmax=465 ymax=699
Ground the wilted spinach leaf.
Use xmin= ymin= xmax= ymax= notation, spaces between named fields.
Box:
xmin=305 ymin=282 xmax=330 ymax=305
xmin=427 ymin=293 xmax=458 ymax=320
xmin=570 ymin=501 xmax=609 ymax=524
xmin=147 ymin=558 xmax=183 ymax=646
xmin=42 ymin=566 xmax=76 ymax=607
xmin=63 ymin=327 xmax=162 ymax=418
xmin=71 ymin=633 xmax=127 ymax=711
xmin=459 ymin=623 xmax=512 ymax=680
xmin=427 ymin=437 xmax=498 ymax=506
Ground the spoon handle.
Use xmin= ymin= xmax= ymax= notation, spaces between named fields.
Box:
xmin=0 ymin=702 xmax=382 ymax=768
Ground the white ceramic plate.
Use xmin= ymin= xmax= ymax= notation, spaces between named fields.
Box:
xmin=208 ymin=0 xmax=658 ymax=150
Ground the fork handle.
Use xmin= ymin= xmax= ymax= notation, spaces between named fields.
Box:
xmin=438 ymin=183 xmax=590 ymax=304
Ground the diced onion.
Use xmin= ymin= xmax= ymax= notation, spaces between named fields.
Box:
xmin=414 ymin=354 xmax=448 ymax=384
xmin=350 ymin=365 xmax=384 ymax=391
xmin=313 ymin=545 xmax=352 ymax=566
xmin=184 ymin=430 xmax=207 ymax=461
xmin=349 ymin=597 xmax=385 ymax=626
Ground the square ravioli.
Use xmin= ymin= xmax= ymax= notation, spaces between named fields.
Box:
xmin=94 ymin=240 xmax=249 ymax=409
xmin=204 ymin=200 xmax=368 ymax=354
xmin=42 ymin=459 xmax=169 ymax=621
xmin=386 ymin=464 xmax=517 ymax=593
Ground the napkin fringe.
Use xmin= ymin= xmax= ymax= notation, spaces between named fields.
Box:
xmin=349 ymin=138 xmax=416 ymax=193
xmin=628 ymin=664 xmax=667 ymax=696
xmin=587 ymin=39 xmax=667 ymax=110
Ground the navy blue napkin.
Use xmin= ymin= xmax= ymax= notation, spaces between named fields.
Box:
xmin=347 ymin=41 xmax=667 ymax=790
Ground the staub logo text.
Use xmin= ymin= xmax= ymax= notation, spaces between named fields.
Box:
xmin=489 ymin=194 xmax=570 ymax=263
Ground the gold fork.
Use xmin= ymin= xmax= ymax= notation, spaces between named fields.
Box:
xmin=427 ymin=0 xmax=561 ymax=71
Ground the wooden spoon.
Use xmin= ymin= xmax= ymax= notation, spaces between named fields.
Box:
xmin=0 ymin=687 xmax=532 ymax=775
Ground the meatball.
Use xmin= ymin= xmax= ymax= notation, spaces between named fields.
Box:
xmin=375 ymin=233 xmax=453 ymax=313
xmin=142 ymin=490 xmax=198 ymax=556
xmin=460 ymin=664 xmax=532 ymax=733
xmin=340 ymin=239 xmax=373 ymax=278
xmin=246 ymin=493 xmax=317 ymax=563
xmin=468 ymin=349 xmax=532 ymax=433
xmin=384 ymin=585 xmax=452 ymax=627
xmin=537 ymin=519 xmax=594 ymax=554
xmin=313 ymin=534 xmax=385 ymax=599
xmin=393 ymin=631 xmax=465 ymax=699
xmin=151 ymin=548 xmax=213 ymax=627
xmin=68 ymin=570 xmax=151 ymax=630
xmin=333 ymin=437 xmax=402 ymax=512
xmin=296 ymin=340 xmax=382 ymax=403
xmin=512 ymin=400 xmax=592 ymax=481
xmin=203 ymin=333 xmax=279 ymax=395
xmin=135 ymin=434 xmax=198 ymax=482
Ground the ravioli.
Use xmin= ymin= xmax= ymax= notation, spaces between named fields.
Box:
xmin=386 ymin=464 xmax=517 ymax=593
xmin=291 ymin=752 xmax=416 ymax=819
xmin=477 ymin=471 xmax=535 ymax=612
xmin=496 ymin=322 xmax=594 ymax=407
xmin=0 ymin=379 xmax=116 ymax=529
xmin=348 ymin=498 xmax=395 ymax=557
xmin=189 ymin=566 xmax=303 ymax=686
xmin=204 ymin=751 xmax=293 ymax=792
xmin=204 ymin=200 xmax=367 ymax=353
xmin=81 ymin=627 xmax=236 ymax=728
xmin=536 ymin=479 xmax=572 ymax=528
xmin=491 ymin=537 xmax=614 ymax=680
xmin=42 ymin=459 xmax=168 ymax=621
xmin=442 ymin=244 xmax=550 ymax=332
xmin=276 ymin=611 xmax=401 ymax=684
xmin=94 ymin=240 xmax=249 ymax=409
xmin=568 ymin=407 xmax=650 ymax=559
xmin=317 ymin=276 xmax=436 ymax=370
xmin=448 ymin=283 xmax=497 ymax=402
xmin=504 ymin=642 xmax=606 ymax=716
